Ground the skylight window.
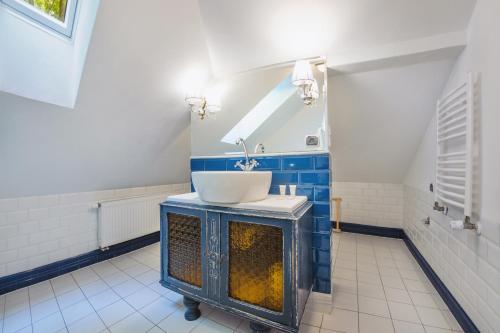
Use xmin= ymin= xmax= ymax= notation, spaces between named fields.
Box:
xmin=1 ymin=0 xmax=78 ymax=37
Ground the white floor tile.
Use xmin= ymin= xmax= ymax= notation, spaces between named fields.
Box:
xmin=138 ymin=297 xmax=179 ymax=324
xmin=357 ymin=271 xmax=382 ymax=286
xmin=4 ymin=298 xmax=30 ymax=317
xmin=381 ymin=276 xmax=406 ymax=289
xmin=56 ymin=289 xmax=86 ymax=309
xmin=422 ymin=326 xmax=455 ymax=333
xmin=358 ymin=296 xmax=390 ymax=318
xmin=33 ymin=311 xmax=66 ymax=333
xmin=67 ymin=312 xmax=106 ymax=333
xmin=135 ymin=270 xmax=160 ymax=285
xmin=306 ymin=302 xmax=333 ymax=315
xmin=332 ymin=278 xmax=357 ymax=295
xmin=51 ymin=275 xmax=78 ymax=296
xmin=124 ymin=287 xmax=160 ymax=310
xmin=109 ymin=312 xmax=154 ymax=333
xmin=31 ymin=297 xmax=59 ymax=323
xmin=358 ymin=282 xmax=385 ymax=300
xmin=91 ymin=261 xmax=120 ymax=278
xmin=123 ymin=264 xmax=151 ymax=278
xmin=359 ymin=313 xmax=394 ymax=333
xmin=415 ymin=307 xmax=450 ymax=329
xmin=301 ymin=310 xmax=323 ymax=327
xmin=110 ymin=256 xmax=138 ymax=271
xmin=332 ymin=291 xmax=358 ymax=311
xmin=98 ymin=300 xmax=135 ymax=327
xmin=299 ymin=324 xmax=320 ymax=333
xmin=101 ymin=271 xmax=131 ymax=288
xmin=393 ymin=320 xmax=425 ymax=333
xmin=88 ymin=288 xmax=121 ymax=310
xmin=145 ymin=327 xmax=165 ymax=333
xmin=207 ymin=309 xmax=242 ymax=329
xmin=409 ymin=291 xmax=438 ymax=308
xmin=321 ymin=308 xmax=358 ymax=333
xmin=384 ymin=287 xmax=412 ymax=304
xmin=5 ymin=288 xmax=29 ymax=306
xmin=29 ymin=282 xmax=55 ymax=306
xmin=404 ymin=279 xmax=431 ymax=293
xmin=61 ymin=299 xmax=94 ymax=325
xmin=3 ymin=308 xmax=32 ymax=333
xmin=80 ymin=280 xmax=109 ymax=298
xmin=112 ymin=279 xmax=143 ymax=298
xmin=388 ymin=302 xmax=421 ymax=324
xmin=157 ymin=309 xmax=203 ymax=333
xmin=71 ymin=268 xmax=100 ymax=287
xmin=162 ymin=290 xmax=183 ymax=305
xmin=191 ymin=319 xmax=233 ymax=333
xmin=334 ymin=268 xmax=357 ymax=281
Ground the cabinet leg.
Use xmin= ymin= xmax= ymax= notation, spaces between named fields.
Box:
xmin=249 ymin=321 xmax=270 ymax=333
xmin=183 ymin=296 xmax=201 ymax=321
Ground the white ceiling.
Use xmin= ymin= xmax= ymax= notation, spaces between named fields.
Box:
xmin=197 ymin=0 xmax=475 ymax=75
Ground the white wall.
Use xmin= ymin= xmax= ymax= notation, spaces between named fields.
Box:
xmin=332 ymin=182 xmax=404 ymax=228
xmin=329 ymin=59 xmax=454 ymax=184
xmin=0 ymin=0 xmax=100 ymax=107
xmin=0 ymin=183 xmax=190 ymax=277
xmin=403 ymin=0 xmax=500 ymax=331
xmin=0 ymin=0 xmax=212 ymax=199
xmin=328 ymin=59 xmax=454 ymax=228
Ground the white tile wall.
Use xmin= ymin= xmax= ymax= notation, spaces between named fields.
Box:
xmin=404 ymin=185 xmax=500 ymax=333
xmin=0 ymin=183 xmax=190 ymax=278
xmin=332 ymin=182 xmax=404 ymax=228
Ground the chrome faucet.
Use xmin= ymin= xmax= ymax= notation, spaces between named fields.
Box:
xmin=254 ymin=143 xmax=265 ymax=154
xmin=235 ymin=138 xmax=259 ymax=171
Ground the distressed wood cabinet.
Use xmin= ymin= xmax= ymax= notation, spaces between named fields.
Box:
xmin=160 ymin=199 xmax=313 ymax=333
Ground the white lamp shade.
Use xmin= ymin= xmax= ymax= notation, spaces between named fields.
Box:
xmin=292 ymin=60 xmax=314 ymax=86
xmin=185 ymin=88 xmax=204 ymax=106
xmin=205 ymin=94 xmax=222 ymax=113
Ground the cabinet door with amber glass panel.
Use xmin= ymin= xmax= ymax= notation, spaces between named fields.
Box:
xmin=220 ymin=214 xmax=293 ymax=326
xmin=160 ymin=206 xmax=208 ymax=298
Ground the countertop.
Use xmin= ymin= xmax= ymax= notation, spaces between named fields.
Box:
xmin=166 ymin=192 xmax=308 ymax=213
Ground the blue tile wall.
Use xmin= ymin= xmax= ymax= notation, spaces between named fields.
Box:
xmin=190 ymin=153 xmax=331 ymax=293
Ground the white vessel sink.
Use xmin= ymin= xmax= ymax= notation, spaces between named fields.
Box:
xmin=191 ymin=171 xmax=272 ymax=204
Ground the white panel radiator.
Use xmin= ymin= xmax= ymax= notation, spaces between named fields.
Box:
xmin=97 ymin=194 xmax=165 ymax=249
xmin=434 ymin=72 xmax=476 ymax=224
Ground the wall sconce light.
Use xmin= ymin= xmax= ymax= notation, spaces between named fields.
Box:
xmin=185 ymin=89 xmax=221 ymax=120
xmin=292 ymin=60 xmax=319 ymax=106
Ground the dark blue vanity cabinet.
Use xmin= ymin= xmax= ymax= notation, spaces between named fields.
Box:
xmin=160 ymin=200 xmax=313 ymax=333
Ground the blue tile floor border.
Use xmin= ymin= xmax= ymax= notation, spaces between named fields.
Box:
xmin=191 ymin=152 xmax=332 ymax=293
xmin=0 ymin=232 xmax=160 ymax=295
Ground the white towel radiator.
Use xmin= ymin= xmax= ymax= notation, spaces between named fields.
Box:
xmin=434 ymin=72 xmax=478 ymax=232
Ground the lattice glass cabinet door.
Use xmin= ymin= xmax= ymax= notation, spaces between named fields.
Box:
xmin=220 ymin=214 xmax=292 ymax=325
xmin=161 ymin=208 xmax=207 ymax=298
xmin=228 ymin=221 xmax=284 ymax=311
xmin=167 ymin=212 xmax=202 ymax=287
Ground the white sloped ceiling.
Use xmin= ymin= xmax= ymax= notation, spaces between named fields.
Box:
xmin=197 ymin=0 xmax=475 ymax=76
xmin=329 ymin=58 xmax=455 ymax=183
xmin=0 ymin=0 xmax=212 ymax=198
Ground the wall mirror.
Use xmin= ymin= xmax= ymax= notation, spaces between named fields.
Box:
xmin=190 ymin=57 xmax=329 ymax=156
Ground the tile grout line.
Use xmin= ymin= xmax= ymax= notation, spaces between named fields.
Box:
xmin=48 ymin=278 xmax=69 ymax=332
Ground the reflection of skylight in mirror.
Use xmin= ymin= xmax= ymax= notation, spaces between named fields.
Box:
xmin=220 ymin=75 xmax=297 ymax=144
